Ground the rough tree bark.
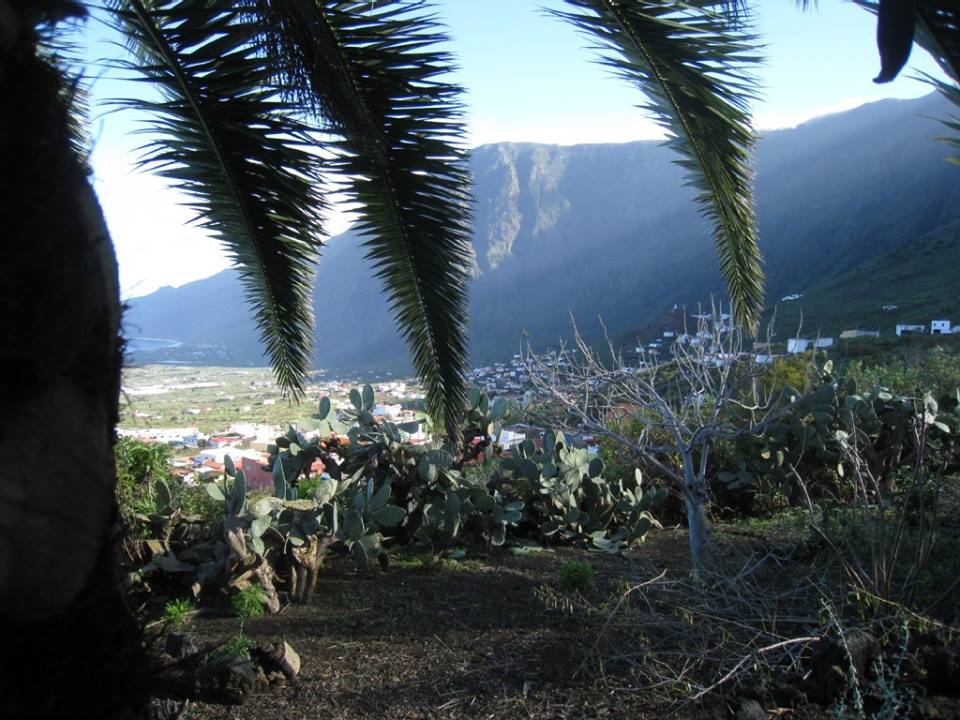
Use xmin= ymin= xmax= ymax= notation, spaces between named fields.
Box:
xmin=0 ymin=3 xmax=150 ymax=716
xmin=290 ymin=534 xmax=335 ymax=604
xmin=680 ymin=449 xmax=712 ymax=579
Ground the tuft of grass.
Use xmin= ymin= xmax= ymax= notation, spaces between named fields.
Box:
xmin=162 ymin=597 xmax=195 ymax=629
xmin=557 ymin=560 xmax=596 ymax=593
xmin=232 ymin=585 xmax=267 ymax=621
xmin=392 ymin=550 xmax=486 ymax=572
xmin=211 ymin=633 xmax=254 ymax=662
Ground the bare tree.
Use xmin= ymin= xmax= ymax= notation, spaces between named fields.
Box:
xmin=524 ymin=304 xmax=780 ymax=578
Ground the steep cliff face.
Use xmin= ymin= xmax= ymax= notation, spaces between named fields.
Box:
xmin=125 ymin=93 xmax=960 ymax=371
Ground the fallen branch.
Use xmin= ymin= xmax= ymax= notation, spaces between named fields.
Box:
xmin=688 ymin=635 xmax=821 ymax=703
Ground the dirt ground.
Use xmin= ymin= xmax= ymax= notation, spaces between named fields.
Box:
xmin=180 ymin=530 xmax=816 ymax=720
xmin=180 ymin=527 xmax=959 ymax=720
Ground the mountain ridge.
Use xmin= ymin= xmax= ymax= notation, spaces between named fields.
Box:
xmin=125 ymin=93 xmax=960 ymax=371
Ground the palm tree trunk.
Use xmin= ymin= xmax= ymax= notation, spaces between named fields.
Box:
xmin=0 ymin=8 xmax=149 ymax=717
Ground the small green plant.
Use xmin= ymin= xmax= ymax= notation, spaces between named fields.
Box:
xmin=162 ymin=597 xmax=195 ymax=629
xmin=297 ymin=473 xmax=322 ymax=501
xmin=557 ymin=560 xmax=596 ymax=593
xmin=232 ymin=585 xmax=267 ymax=621
xmin=211 ymin=633 xmax=254 ymax=662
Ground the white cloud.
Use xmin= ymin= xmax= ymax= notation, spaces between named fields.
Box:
xmin=92 ymin=149 xmax=229 ymax=299
xmin=92 ymin=150 xmax=357 ymax=299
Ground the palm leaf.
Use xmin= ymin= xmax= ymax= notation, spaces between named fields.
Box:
xmin=880 ymin=0 xmax=960 ymax=161
xmin=854 ymin=1 xmax=960 ymax=161
xmin=915 ymin=0 xmax=960 ymax=81
xmin=922 ymin=74 xmax=960 ymax=164
xmin=247 ymin=0 xmax=472 ymax=440
xmin=107 ymin=0 xmax=326 ymax=398
xmin=853 ymin=0 xmax=960 ymax=83
xmin=553 ymin=0 xmax=764 ymax=330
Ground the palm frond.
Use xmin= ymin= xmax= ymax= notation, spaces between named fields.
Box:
xmin=854 ymin=0 xmax=960 ymax=83
xmin=854 ymin=0 xmax=960 ymax=160
xmin=553 ymin=0 xmax=764 ymax=330
xmin=922 ymin=73 xmax=960 ymax=164
xmin=915 ymin=0 xmax=960 ymax=82
xmin=107 ymin=0 xmax=326 ymax=399
xmin=247 ymin=0 xmax=472 ymax=441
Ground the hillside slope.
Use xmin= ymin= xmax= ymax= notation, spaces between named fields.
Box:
xmin=766 ymin=221 xmax=960 ymax=339
xmin=125 ymin=93 xmax=960 ymax=371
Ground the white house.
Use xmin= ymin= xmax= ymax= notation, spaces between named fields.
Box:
xmin=372 ymin=403 xmax=402 ymax=419
xmin=194 ymin=447 xmax=262 ymax=467
xmin=814 ymin=338 xmax=835 ymax=349
xmin=227 ymin=422 xmax=280 ymax=442
xmin=931 ymin=319 xmax=952 ymax=335
xmin=840 ymin=329 xmax=880 ymax=340
xmin=401 ymin=425 xmax=430 ymax=445
xmin=117 ymin=427 xmax=203 ymax=448
xmin=497 ymin=428 xmax=526 ymax=450
xmin=787 ymin=338 xmax=810 ymax=354
xmin=896 ymin=324 xmax=925 ymax=337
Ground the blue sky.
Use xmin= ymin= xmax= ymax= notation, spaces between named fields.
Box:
xmin=80 ymin=1 xmax=948 ymax=298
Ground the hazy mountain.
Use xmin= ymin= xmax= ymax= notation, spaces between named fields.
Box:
xmin=124 ymin=92 xmax=960 ymax=372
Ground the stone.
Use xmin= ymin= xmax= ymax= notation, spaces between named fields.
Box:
xmin=804 ymin=630 xmax=880 ymax=703
xmin=195 ymin=655 xmax=257 ymax=704
xmin=735 ymin=698 xmax=767 ymax=720
xmin=164 ymin=632 xmax=198 ymax=661
xmin=276 ymin=641 xmax=301 ymax=681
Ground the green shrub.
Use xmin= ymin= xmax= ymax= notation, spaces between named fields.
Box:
xmin=557 ymin=560 xmax=596 ymax=593
xmin=232 ymin=585 xmax=267 ymax=621
xmin=162 ymin=597 xmax=195 ymax=629
xmin=211 ymin=633 xmax=254 ymax=662
xmin=173 ymin=483 xmax=223 ymax=538
xmin=115 ymin=436 xmax=172 ymax=519
xmin=845 ymin=344 xmax=960 ymax=403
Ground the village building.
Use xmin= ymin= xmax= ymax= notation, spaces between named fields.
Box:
xmin=372 ymin=402 xmax=403 ymax=420
xmin=496 ymin=428 xmax=527 ymax=450
xmin=931 ymin=319 xmax=952 ymax=335
xmin=117 ymin=426 xmax=204 ymax=448
xmin=193 ymin=446 xmax=263 ymax=468
xmin=896 ymin=324 xmax=925 ymax=336
xmin=840 ymin=329 xmax=880 ymax=340
xmin=787 ymin=338 xmax=810 ymax=354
